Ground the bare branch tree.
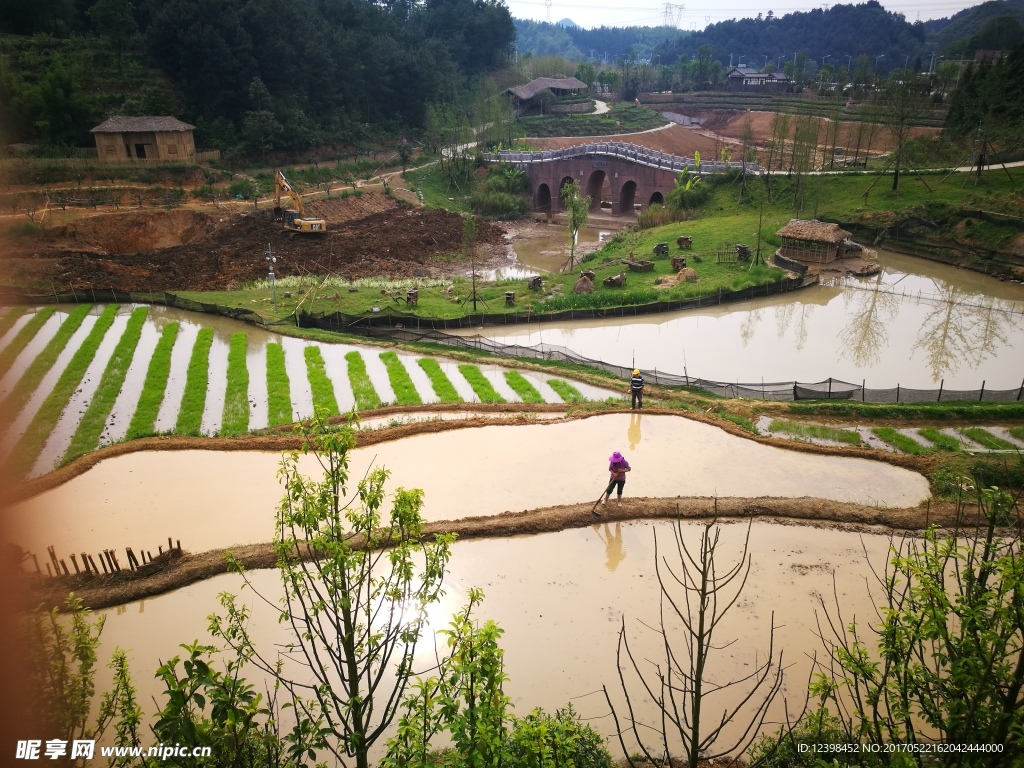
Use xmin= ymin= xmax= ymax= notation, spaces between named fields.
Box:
xmin=604 ymin=517 xmax=795 ymax=768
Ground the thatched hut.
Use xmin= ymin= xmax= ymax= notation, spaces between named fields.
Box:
xmin=774 ymin=219 xmax=852 ymax=264
xmin=573 ymin=274 xmax=595 ymax=294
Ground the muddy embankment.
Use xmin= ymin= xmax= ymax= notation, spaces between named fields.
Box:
xmin=12 ymin=403 xmax=948 ymax=611
xmin=842 ymin=208 xmax=1024 ymax=282
xmin=1 ymin=195 xmax=507 ymax=292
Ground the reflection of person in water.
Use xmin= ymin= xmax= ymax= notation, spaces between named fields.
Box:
xmin=628 ymin=412 xmax=641 ymax=450
xmin=593 ymin=522 xmax=626 ymax=571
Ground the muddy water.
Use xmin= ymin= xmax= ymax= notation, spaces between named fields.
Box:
xmin=7 ymin=414 xmax=928 ymax=556
xmin=477 ymin=249 xmax=1024 ymax=389
xmin=92 ymin=520 xmax=897 ymax=757
xmin=504 ymin=224 xmax=615 ymax=276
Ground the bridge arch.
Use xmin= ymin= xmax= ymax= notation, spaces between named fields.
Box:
xmin=649 ymin=191 xmax=665 ymax=206
xmin=618 ymin=180 xmax=638 ymax=214
xmin=585 ymin=170 xmax=607 ymax=212
xmin=535 ymin=183 xmax=551 ymax=211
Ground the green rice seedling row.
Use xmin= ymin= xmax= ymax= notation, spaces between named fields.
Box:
xmin=871 ymin=427 xmax=932 ymax=456
xmin=175 ymin=328 xmax=215 ymax=436
xmin=265 ymin=343 xmax=292 ymax=426
xmin=1009 ymin=426 xmax=1024 ymax=442
xmin=221 ymin=333 xmax=250 ymax=436
xmin=418 ymin=358 xmax=462 ymax=403
xmin=126 ymin=322 xmax=180 ymax=440
xmin=916 ymin=427 xmax=963 ymax=452
xmin=504 ymin=371 xmax=543 ymax=403
xmin=769 ymin=419 xmax=862 ymax=445
xmin=458 ymin=364 xmax=505 ymax=403
xmin=346 ymin=351 xmax=381 ymax=410
xmin=5 ymin=305 xmax=119 ymax=480
xmin=547 ymin=379 xmax=585 ymax=403
xmin=0 ymin=304 xmax=91 ymax=424
xmin=0 ymin=307 xmax=49 ymax=378
xmin=960 ymin=427 xmax=1018 ymax=451
xmin=380 ymin=352 xmax=422 ymax=406
xmin=305 ymin=346 xmax=340 ymax=417
xmin=62 ymin=307 xmax=149 ymax=465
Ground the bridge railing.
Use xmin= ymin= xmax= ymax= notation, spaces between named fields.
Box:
xmin=483 ymin=143 xmax=763 ymax=175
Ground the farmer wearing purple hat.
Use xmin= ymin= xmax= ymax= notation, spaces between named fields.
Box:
xmin=600 ymin=450 xmax=631 ymax=508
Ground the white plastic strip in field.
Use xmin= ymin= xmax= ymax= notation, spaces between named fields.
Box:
xmin=520 ymin=371 xmax=563 ymax=403
xmin=246 ymin=338 xmax=270 ymax=431
xmin=200 ymin=332 xmax=230 ymax=436
xmin=362 ymin=350 xmax=397 ymax=406
xmin=318 ymin=342 xmax=356 ymax=414
xmin=30 ymin=313 xmax=131 ymax=477
xmin=155 ymin=322 xmax=200 ymax=432
xmin=482 ymin=368 xmax=520 ymax=403
xmin=101 ymin=317 xmax=160 ymax=444
xmin=0 ymin=314 xmax=100 ymax=460
xmin=0 ymin=312 xmax=32 ymax=351
xmin=0 ymin=310 xmax=64 ymax=400
xmin=279 ymin=337 xmax=314 ymax=423
xmin=398 ymin=352 xmax=438 ymax=405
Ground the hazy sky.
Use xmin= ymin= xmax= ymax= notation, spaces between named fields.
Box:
xmin=505 ymin=0 xmax=980 ymax=30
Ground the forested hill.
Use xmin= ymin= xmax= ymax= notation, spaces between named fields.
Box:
xmin=655 ymin=2 xmax=929 ymax=74
xmin=514 ymin=19 xmax=679 ymax=62
xmin=0 ymin=0 xmax=514 ymax=151
xmin=925 ymin=0 xmax=1024 ymax=49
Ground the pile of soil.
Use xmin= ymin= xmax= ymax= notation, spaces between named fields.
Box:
xmin=3 ymin=194 xmax=506 ymax=291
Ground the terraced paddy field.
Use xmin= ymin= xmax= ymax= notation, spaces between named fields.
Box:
xmin=0 ymin=304 xmax=618 ymax=479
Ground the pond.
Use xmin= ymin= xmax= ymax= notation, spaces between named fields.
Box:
xmin=485 ymin=247 xmax=1024 ymax=389
xmin=8 ymin=413 xmax=928 ymax=558
xmin=91 ymin=519 xmax=898 ymax=758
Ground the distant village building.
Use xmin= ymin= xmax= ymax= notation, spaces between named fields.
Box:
xmin=506 ymin=77 xmax=589 ymax=113
xmin=725 ymin=66 xmax=790 ymax=92
xmin=90 ymin=116 xmax=196 ymax=163
xmin=775 ymin=219 xmax=852 ymax=264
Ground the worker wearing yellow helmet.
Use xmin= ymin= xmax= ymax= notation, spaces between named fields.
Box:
xmin=629 ymin=368 xmax=644 ymax=409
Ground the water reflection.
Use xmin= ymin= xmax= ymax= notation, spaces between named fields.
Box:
xmin=837 ymin=271 xmax=899 ymax=368
xmin=593 ymin=522 xmax=627 ymax=571
xmin=467 ymin=250 xmax=1024 ymax=388
xmin=912 ymin=286 xmax=1013 ymax=381
xmin=627 ymin=413 xmax=642 ymax=450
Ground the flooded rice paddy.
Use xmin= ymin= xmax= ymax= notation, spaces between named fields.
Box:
xmin=486 ymin=247 xmax=1024 ymax=389
xmin=93 ymin=519 xmax=898 ymax=756
xmin=8 ymin=414 xmax=929 ymax=556
xmin=0 ymin=305 xmax=616 ymax=477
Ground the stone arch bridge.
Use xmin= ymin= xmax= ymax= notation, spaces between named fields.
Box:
xmin=486 ymin=142 xmax=759 ymax=215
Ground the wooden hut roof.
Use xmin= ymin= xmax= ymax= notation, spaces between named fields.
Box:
xmin=774 ymin=219 xmax=851 ymax=244
xmin=508 ymin=77 xmax=588 ymax=100
xmin=91 ymin=116 xmax=196 ymax=133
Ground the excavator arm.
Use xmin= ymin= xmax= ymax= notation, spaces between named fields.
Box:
xmin=273 ymin=170 xmax=326 ymax=234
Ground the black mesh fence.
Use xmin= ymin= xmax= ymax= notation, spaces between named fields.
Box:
xmin=3 ymin=285 xmax=1022 ymax=403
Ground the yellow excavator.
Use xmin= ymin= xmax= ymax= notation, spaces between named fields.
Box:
xmin=273 ymin=170 xmax=326 ymax=234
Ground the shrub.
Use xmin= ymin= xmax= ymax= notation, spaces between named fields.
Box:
xmin=470 ymin=191 xmax=529 ymax=219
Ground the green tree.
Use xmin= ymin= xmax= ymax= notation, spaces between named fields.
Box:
xmin=880 ymin=71 xmax=926 ymax=194
xmin=27 ymin=596 xmax=142 ymax=766
xmin=811 ymin=482 xmax=1024 ymax=764
xmin=87 ymin=0 xmax=137 ymax=77
xmin=561 ymin=178 xmax=590 ymax=270
xmin=575 ymin=61 xmax=597 ymax=92
xmin=213 ymin=412 xmax=455 ymax=768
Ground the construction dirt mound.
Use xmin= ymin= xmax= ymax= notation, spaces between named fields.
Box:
xmin=39 ymin=209 xmax=222 ymax=255
xmin=4 ymin=196 xmax=506 ymax=292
